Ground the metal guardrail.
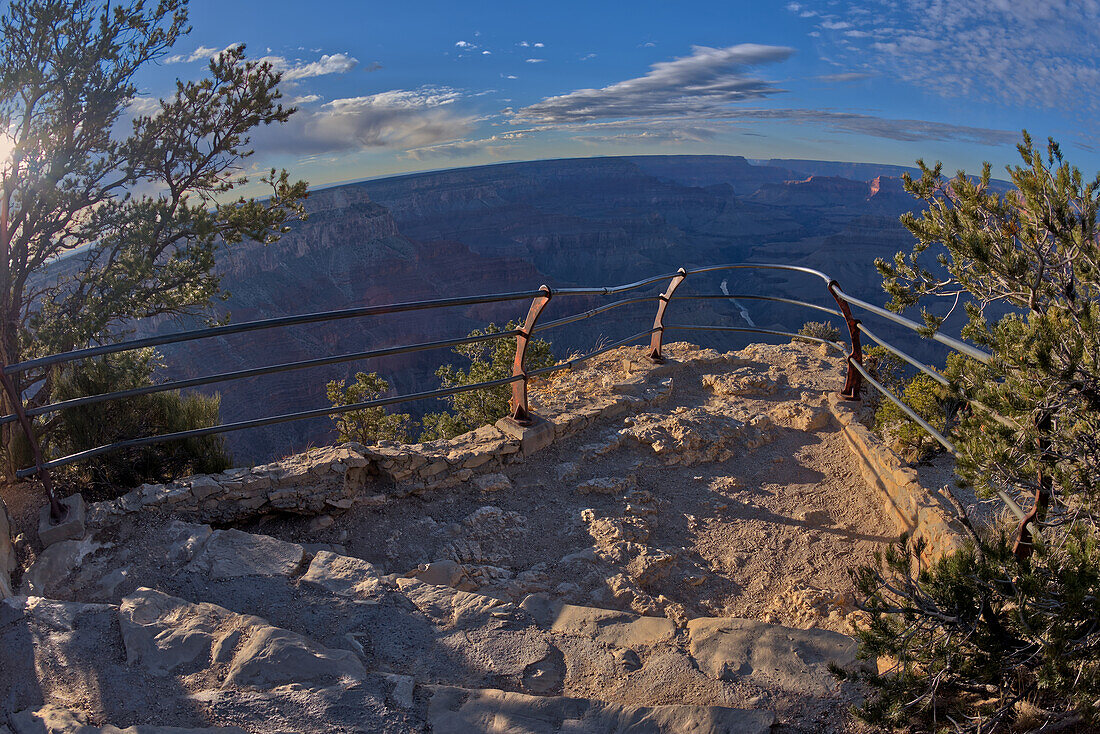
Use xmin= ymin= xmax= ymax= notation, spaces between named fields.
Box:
xmin=4 ymin=261 xmax=1011 ymax=540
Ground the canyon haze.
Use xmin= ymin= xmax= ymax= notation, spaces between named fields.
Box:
xmin=136 ymin=155 xmax=982 ymax=463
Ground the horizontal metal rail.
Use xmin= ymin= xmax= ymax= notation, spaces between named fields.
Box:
xmin=1 ymin=330 xmax=521 ymax=427
xmin=672 ymin=293 xmax=842 ymax=317
xmin=832 ymin=286 xmax=992 ymax=364
xmin=664 ymin=324 xmax=845 ymax=350
xmin=11 ymin=259 xmax=1025 ymax=540
xmin=846 ymin=356 xmax=1032 ymax=529
xmin=532 ymin=296 xmax=652 ymax=334
xmin=17 ymin=373 xmax=525 ymax=477
xmin=857 ymin=322 xmax=950 ymax=387
xmin=4 ymin=290 xmax=545 ymax=376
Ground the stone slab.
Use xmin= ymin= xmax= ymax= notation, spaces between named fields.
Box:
xmin=37 ymin=494 xmax=86 ymax=547
xmin=426 ymin=686 xmax=775 ymax=734
xmin=495 ymin=415 xmax=555 ymax=456
xmin=186 ymin=529 xmax=304 ymax=580
xmin=686 ymin=617 xmax=858 ymax=696
xmin=520 ymin=595 xmax=675 ymax=649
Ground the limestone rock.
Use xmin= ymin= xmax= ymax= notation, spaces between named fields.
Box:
xmin=396 ymin=577 xmax=512 ymax=628
xmin=520 ymin=595 xmax=675 ymax=649
xmin=119 ymin=588 xmax=365 ymax=689
xmin=37 ymin=494 xmax=86 ymax=547
xmin=575 ymin=476 xmax=635 ymax=495
xmin=186 ymin=529 xmax=304 ymax=579
xmin=473 ymin=473 xmax=512 ymax=493
xmin=686 ymin=616 xmax=858 ymax=695
xmin=224 ymin=625 xmax=366 ymax=689
xmin=407 ymin=559 xmax=468 ymax=589
xmin=426 ymin=686 xmax=775 ymax=734
xmin=20 ymin=537 xmax=102 ymax=597
xmin=301 ymin=550 xmax=385 ymax=599
xmin=9 ymin=705 xmax=247 ymax=733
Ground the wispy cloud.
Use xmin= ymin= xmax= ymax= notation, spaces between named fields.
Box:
xmin=815 ymin=72 xmax=873 ymax=83
xmin=515 ymin=44 xmax=793 ymax=123
xmin=252 ymin=88 xmax=475 ymax=155
xmin=260 ymin=52 xmax=359 ymax=81
xmin=794 ymin=1 xmax=1100 ymax=119
xmin=164 ymin=43 xmax=240 ymax=64
xmin=164 ymin=45 xmax=219 ymax=64
xmin=404 ymin=131 xmax=529 ymax=160
xmin=525 ymin=58 xmax=546 ymax=64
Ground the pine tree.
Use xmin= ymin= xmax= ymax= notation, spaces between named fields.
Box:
xmin=0 ymin=0 xmax=307 ymax=477
xmin=854 ymin=132 xmax=1100 ymax=732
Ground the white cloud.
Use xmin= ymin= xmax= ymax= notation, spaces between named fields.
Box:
xmin=794 ymin=1 xmax=1100 ymax=120
xmin=260 ymin=52 xmax=359 ymax=81
xmin=252 ymin=87 xmax=475 ymax=155
xmin=525 ymin=58 xmax=546 ymax=64
xmin=455 ymin=40 xmax=476 ymax=48
xmin=533 ymin=42 xmax=545 ymax=48
xmin=164 ymin=44 xmax=241 ymax=64
xmin=290 ymin=94 xmax=322 ymax=105
xmin=515 ymin=44 xmax=792 ymax=123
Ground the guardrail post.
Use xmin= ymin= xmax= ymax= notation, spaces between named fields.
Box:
xmin=509 ymin=285 xmax=552 ymax=425
xmin=826 ymin=280 xmax=863 ymax=400
xmin=648 ymin=268 xmax=687 ymax=363
xmin=0 ymin=368 xmax=64 ymax=522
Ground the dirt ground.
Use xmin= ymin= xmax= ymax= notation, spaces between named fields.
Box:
xmin=234 ymin=342 xmax=897 ymax=634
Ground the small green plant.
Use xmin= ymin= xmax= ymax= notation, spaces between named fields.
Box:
xmin=51 ymin=349 xmax=231 ymax=489
xmin=326 ymin=372 xmax=413 ymax=444
xmin=419 ymin=321 xmax=556 ymax=441
xmin=796 ymin=320 xmax=841 ymax=345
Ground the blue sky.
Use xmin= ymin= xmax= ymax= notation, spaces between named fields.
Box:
xmin=138 ymin=0 xmax=1100 ymax=189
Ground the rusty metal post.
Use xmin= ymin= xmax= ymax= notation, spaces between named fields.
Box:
xmin=0 ymin=368 xmax=63 ymax=522
xmin=827 ymin=280 xmax=863 ymax=400
xmin=648 ymin=268 xmax=687 ymax=363
xmin=509 ymin=285 xmax=552 ymax=425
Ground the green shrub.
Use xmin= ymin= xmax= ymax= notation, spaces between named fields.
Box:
xmin=326 ymin=372 xmax=413 ymax=444
xmin=419 ymin=321 xmax=556 ymax=441
xmin=51 ymin=349 xmax=231 ymax=489
xmin=796 ymin=320 xmax=841 ymax=345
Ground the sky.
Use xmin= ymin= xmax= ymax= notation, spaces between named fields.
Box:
xmin=134 ymin=0 xmax=1100 ymax=190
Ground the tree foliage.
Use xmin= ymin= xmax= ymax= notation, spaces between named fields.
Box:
xmin=51 ymin=349 xmax=230 ymax=489
xmin=326 ymin=372 xmax=412 ymax=444
xmin=0 ymin=0 xmax=307 ymax=478
xmin=420 ymin=321 xmax=555 ymax=441
xmin=856 ymin=132 xmax=1100 ymax=731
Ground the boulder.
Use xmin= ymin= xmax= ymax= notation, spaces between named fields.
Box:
xmin=186 ymin=529 xmax=304 ymax=579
